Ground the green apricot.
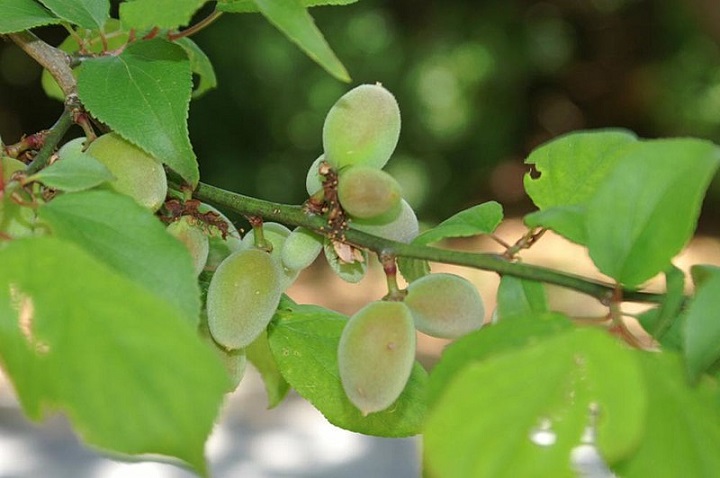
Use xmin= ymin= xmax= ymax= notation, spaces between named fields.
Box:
xmin=404 ymin=273 xmax=485 ymax=339
xmin=281 ymin=226 xmax=323 ymax=271
xmin=305 ymin=154 xmax=327 ymax=196
xmin=352 ymin=199 xmax=419 ymax=243
xmin=85 ymin=133 xmax=167 ymax=211
xmin=338 ymin=300 xmax=416 ymax=415
xmin=242 ymin=222 xmax=299 ymax=288
xmin=322 ymin=83 xmax=401 ymax=170
xmin=337 ymin=166 xmax=402 ymax=219
xmin=166 ymin=216 xmax=210 ymax=277
xmin=206 ymin=249 xmax=284 ymax=350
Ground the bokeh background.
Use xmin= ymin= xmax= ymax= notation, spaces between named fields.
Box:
xmin=2 ymin=0 xmax=720 ymax=230
xmin=2 ymin=0 xmax=720 ymax=476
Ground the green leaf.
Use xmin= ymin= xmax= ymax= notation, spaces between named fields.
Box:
xmin=41 ymin=20 xmax=129 ymax=102
xmin=246 ymin=330 xmax=290 ymax=408
xmin=0 ymin=237 xmax=227 ymax=475
xmin=615 ymin=352 xmax=720 ymax=477
xmin=38 ymin=190 xmax=201 ymax=325
xmin=267 ymin=302 xmax=426 ymax=437
xmin=636 ymin=265 xmax=685 ymax=343
xmin=175 ymin=37 xmax=217 ymax=99
xmin=683 ymin=265 xmax=720 ymax=380
xmin=428 ymin=313 xmax=572 ymax=406
xmin=414 ymin=201 xmax=503 ymax=245
xmin=586 ymin=139 xmax=720 ymax=287
xmin=0 ymin=0 xmax=61 ymax=33
xmin=250 ymin=0 xmax=350 ymax=82
xmin=424 ymin=328 xmax=646 ymax=478
xmin=523 ymin=205 xmax=587 ymax=245
xmin=524 ymin=129 xmax=637 ymax=210
xmin=119 ymin=0 xmax=208 ymax=30
xmin=77 ymin=39 xmax=199 ymax=186
xmin=218 ymin=0 xmax=358 ymax=14
xmin=38 ymin=0 xmax=109 ymax=30
xmin=496 ymin=276 xmax=549 ymax=321
xmin=28 ymin=148 xmax=114 ymax=192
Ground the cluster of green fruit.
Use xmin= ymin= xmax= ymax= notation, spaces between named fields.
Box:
xmin=2 ymin=84 xmax=488 ymax=411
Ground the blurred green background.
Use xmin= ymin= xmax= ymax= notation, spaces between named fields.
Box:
xmin=2 ymin=0 xmax=720 ymax=231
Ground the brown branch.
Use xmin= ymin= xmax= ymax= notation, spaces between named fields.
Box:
xmin=8 ymin=31 xmax=76 ymax=97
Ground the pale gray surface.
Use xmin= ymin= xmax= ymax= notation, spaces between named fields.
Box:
xmin=0 ymin=370 xmax=420 ymax=478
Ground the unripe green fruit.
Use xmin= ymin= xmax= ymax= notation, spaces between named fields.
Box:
xmin=166 ymin=216 xmax=210 ymax=277
xmin=306 ymin=154 xmax=327 ymax=196
xmin=85 ymin=133 xmax=167 ymax=211
xmin=281 ymin=227 xmax=323 ymax=271
xmin=338 ymin=166 xmax=402 ymax=219
xmin=352 ymin=199 xmax=419 ymax=243
xmin=404 ymin=273 xmax=485 ymax=339
xmin=199 ymin=321 xmax=247 ymax=393
xmin=206 ymin=249 xmax=284 ymax=350
xmin=323 ymin=84 xmax=401 ymax=170
xmin=242 ymin=222 xmax=299 ymax=287
xmin=323 ymin=238 xmax=368 ymax=283
xmin=2 ymin=156 xmax=26 ymax=177
xmin=338 ymin=301 xmax=416 ymax=415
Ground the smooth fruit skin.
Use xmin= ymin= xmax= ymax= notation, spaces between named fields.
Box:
xmin=206 ymin=249 xmax=284 ymax=350
xmin=404 ymin=273 xmax=485 ymax=339
xmin=322 ymin=84 xmax=401 ymax=170
xmin=338 ymin=301 xmax=416 ymax=415
xmin=85 ymin=133 xmax=167 ymax=211
xmin=338 ymin=166 xmax=402 ymax=219
xmin=352 ymin=199 xmax=419 ymax=243
xmin=305 ymin=154 xmax=327 ymax=196
xmin=281 ymin=227 xmax=323 ymax=271
xmin=166 ymin=216 xmax=210 ymax=277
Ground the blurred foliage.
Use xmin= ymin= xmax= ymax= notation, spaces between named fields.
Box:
xmin=2 ymin=0 xmax=720 ymax=228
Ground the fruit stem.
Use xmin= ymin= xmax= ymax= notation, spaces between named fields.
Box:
xmin=25 ymin=106 xmax=75 ymax=175
xmin=194 ymin=182 xmax=671 ymax=306
xmin=380 ymin=253 xmax=406 ymax=301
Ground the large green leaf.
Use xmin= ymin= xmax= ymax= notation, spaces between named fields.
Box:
xmin=250 ymin=0 xmax=350 ymax=82
xmin=218 ymin=0 xmax=358 ymax=14
xmin=683 ymin=265 xmax=720 ymax=380
xmin=424 ymin=328 xmax=646 ymax=478
xmin=38 ymin=0 xmax=109 ymax=30
xmin=614 ymin=352 xmax=720 ymax=477
xmin=586 ymin=139 xmax=720 ymax=287
xmin=428 ymin=313 xmax=572 ymax=406
xmin=120 ymin=0 xmax=208 ymax=30
xmin=414 ymin=201 xmax=503 ymax=245
xmin=268 ymin=302 xmax=426 ymax=436
xmin=524 ymin=129 xmax=637 ymax=210
xmin=0 ymin=0 xmax=60 ymax=33
xmin=77 ymin=39 xmax=199 ymax=186
xmin=522 ymin=130 xmax=637 ymax=244
xmin=38 ymin=190 xmax=201 ymax=325
xmin=0 ymin=237 xmax=227 ymax=475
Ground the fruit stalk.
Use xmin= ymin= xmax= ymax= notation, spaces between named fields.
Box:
xmin=194 ymin=182 xmax=668 ymax=305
